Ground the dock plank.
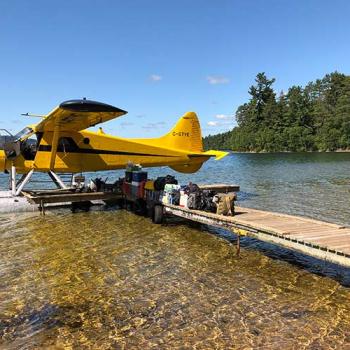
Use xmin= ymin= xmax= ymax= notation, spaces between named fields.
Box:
xmin=164 ymin=204 xmax=350 ymax=267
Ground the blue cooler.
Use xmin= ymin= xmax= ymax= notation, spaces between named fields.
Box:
xmin=132 ymin=171 xmax=147 ymax=182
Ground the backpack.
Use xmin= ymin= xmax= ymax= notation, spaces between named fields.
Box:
xmin=213 ymin=193 xmax=236 ymax=216
xmin=154 ymin=175 xmax=178 ymax=191
xmin=183 ymin=182 xmax=200 ymax=195
xmin=187 ymin=192 xmax=202 ymax=210
xmin=200 ymin=190 xmax=217 ymax=212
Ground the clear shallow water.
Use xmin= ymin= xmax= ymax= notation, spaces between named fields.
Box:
xmin=1 ymin=153 xmax=350 ymax=349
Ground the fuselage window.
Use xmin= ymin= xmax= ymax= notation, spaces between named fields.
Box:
xmin=57 ymin=137 xmax=79 ymax=153
xmin=83 ymin=137 xmax=90 ymax=145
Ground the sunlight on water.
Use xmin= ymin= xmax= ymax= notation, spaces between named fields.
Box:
xmin=1 ymin=153 xmax=350 ymax=348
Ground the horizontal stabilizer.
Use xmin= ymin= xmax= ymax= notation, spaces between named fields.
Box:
xmin=203 ymin=150 xmax=229 ymax=160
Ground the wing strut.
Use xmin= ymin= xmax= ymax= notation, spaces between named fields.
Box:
xmin=49 ymin=125 xmax=60 ymax=170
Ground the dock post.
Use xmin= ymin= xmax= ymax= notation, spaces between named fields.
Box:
xmin=11 ymin=165 xmax=16 ymax=196
xmin=40 ymin=200 xmax=46 ymax=215
xmin=236 ymin=235 xmax=241 ymax=257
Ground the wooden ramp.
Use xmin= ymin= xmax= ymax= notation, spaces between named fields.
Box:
xmin=164 ymin=204 xmax=350 ymax=268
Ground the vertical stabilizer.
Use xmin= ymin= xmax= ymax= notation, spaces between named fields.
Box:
xmin=159 ymin=112 xmax=203 ymax=153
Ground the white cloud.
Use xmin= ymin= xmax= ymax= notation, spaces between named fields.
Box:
xmin=206 ymin=76 xmax=230 ymax=85
xmin=207 ymin=120 xmax=233 ymax=127
xmin=150 ymin=74 xmax=162 ymax=82
xmin=142 ymin=121 xmax=167 ymax=130
xmin=215 ymin=114 xmax=231 ymax=120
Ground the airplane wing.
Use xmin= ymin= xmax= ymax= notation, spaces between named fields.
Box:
xmin=34 ymin=99 xmax=127 ymax=132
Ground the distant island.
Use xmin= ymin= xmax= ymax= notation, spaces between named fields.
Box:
xmin=203 ymin=72 xmax=350 ymax=152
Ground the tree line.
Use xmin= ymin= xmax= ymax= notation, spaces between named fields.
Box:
xmin=203 ymin=72 xmax=350 ymax=152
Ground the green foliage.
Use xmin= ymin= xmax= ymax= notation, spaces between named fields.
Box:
xmin=203 ymin=72 xmax=350 ymax=152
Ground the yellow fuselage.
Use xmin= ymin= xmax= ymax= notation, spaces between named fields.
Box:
xmin=1 ymin=130 xmax=210 ymax=174
xmin=0 ymin=102 xmax=227 ymax=175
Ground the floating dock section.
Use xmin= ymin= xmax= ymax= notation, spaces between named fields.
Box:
xmin=0 ymin=191 xmax=38 ymax=213
xmin=0 ymin=189 xmax=122 ymax=214
xmin=164 ymin=204 xmax=350 ymax=268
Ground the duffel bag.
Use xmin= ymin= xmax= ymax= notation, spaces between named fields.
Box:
xmin=213 ymin=193 xmax=236 ymax=216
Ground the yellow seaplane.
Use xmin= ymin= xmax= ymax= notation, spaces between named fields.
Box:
xmin=0 ymin=99 xmax=227 ymax=194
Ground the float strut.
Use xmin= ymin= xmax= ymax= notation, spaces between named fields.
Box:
xmin=48 ymin=171 xmax=67 ymax=189
xmin=15 ymin=169 xmax=34 ymax=196
xmin=11 ymin=165 xmax=16 ymax=196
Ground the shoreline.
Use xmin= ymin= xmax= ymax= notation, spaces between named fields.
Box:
xmin=217 ymin=150 xmax=350 ymax=154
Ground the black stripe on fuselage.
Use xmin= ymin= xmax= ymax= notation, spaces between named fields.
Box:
xmin=38 ymin=145 xmax=178 ymax=157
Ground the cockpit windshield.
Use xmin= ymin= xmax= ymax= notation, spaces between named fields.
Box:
xmin=13 ymin=127 xmax=34 ymax=142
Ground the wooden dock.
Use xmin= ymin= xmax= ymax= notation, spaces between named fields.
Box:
xmin=22 ymin=190 xmax=122 ymax=204
xmin=21 ymin=190 xmax=122 ymax=214
xmin=164 ymin=204 xmax=350 ymax=268
xmin=3 ymin=179 xmax=350 ymax=268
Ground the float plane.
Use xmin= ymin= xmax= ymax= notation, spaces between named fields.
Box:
xmin=0 ymin=99 xmax=228 ymax=194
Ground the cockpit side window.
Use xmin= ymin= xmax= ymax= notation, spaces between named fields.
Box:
xmin=21 ymin=133 xmax=38 ymax=160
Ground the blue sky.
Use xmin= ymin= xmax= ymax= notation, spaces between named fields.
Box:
xmin=0 ymin=0 xmax=349 ymax=138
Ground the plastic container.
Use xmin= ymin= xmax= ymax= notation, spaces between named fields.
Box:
xmin=144 ymin=180 xmax=155 ymax=191
xmin=132 ymin=171 xmax=147 ymax=182
xmin=164 ymin=184 xmax=181 ymax=192
xmin=131 ymin=185 xmax=139 ymax=198
xmin=122 ymin=181 xmax=131 ymax=196
xmin=162 ymin=194 xmax=170 ymax=204
xmin=180 ymin=194 xmax=189 ymax=208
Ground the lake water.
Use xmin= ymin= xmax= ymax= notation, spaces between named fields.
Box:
xmin=1 ymin=153 xmax=350 ymax=349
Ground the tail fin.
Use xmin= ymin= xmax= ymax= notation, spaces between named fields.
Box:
xmin=158 ymin=111 xmax=229 ymax=173
xmin=159 ymin=111 xmax=203 ymax=152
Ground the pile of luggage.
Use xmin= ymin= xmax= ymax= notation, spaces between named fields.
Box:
xmin=121 ymin=164 xmax=236 ymax=217
xmin=162 ymin=181 xmax=236 ymax=216
xmin=143 ymin=175 xmax=178 ymax=204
